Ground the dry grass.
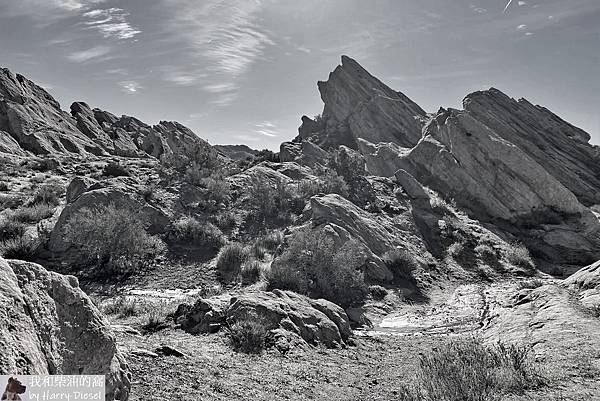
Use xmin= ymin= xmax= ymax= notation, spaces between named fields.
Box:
xmin=397 ymin=338 xmax=543 ymax=401
xmin=228 ymin=315 xmax=268 ymax=354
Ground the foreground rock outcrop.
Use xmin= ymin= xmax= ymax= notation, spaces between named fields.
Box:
xmin=0 ymin=257 xmax=130 ymax=400
xmin=175 ymin=290 xmax=351 ymax=349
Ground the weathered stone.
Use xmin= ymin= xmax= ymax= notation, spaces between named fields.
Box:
xmin=0 ymin=257 xmax=131 ymax=400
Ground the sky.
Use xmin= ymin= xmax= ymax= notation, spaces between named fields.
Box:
xmin=0 ymin=0 xmax=598 ymax=150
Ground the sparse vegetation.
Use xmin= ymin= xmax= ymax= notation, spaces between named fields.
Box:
xmin=248 ymin=175 xmax=296 ymax=222
xmin=383 ymin=248 xmax=419 ymax=281
xmin=141 ymin=304 xmax=170 ymax=333
xmin=168 ymin=217 xmax=225 ymax=249
xmin=475 ymin=243 xmax=498 ymax=264
xmin=516 ymin=278 xmax=545 ymax=290
xmin=216 ymin=243 xmax=250 ymax=283
xmin=10 ymin=203 xmax=55 ymax=223
xmin=241 ymin=260 xmax=262 ymax=285
xmin=228 ymin=315 xmax=268 ymax=354
xmin=268 ymin=229 xmax=368 ymax=308
xmin=29 ymin=180 xmax=64 ymax=206
xmin=0 ymin=182 xmax=8 ymax=191
xmin=101 ymin=296 xmax=144 ymax=317
xmin=63 ymin=203 xmax=166 ymax=276
xmin=0 ymin=236 xmax=38 ymax=260
xmin=397 ymin=338 xmax=543 ymax=401
xmin=0 ymin=218 xmax=26 ymax=242
xmin=369 ymin=285 xmax=388 ymax=300
xmin=505 ymin=242 xmax=535 ymax=272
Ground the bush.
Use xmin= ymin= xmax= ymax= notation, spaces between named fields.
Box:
xmin=160 ymin=141 xmax=221 ymax=185
xmin=0 ymin=193 xmax=24 ymax=210
xmin=30 ymin=181 xmax=64 ymax=206
xmin=369 ymin=285 xmax=388 ymax=300
xmin=475 ymin=243 xmax=498 ymax=264
xmin=10 ymin=203 xmax=55 ymax=223
xmin=141 ymin=304 xmax=170 ymax=333
xmin=103 ymin=162 xmax=130 ymax=177
xmin=248 ymin=175 xmax=295 ymax=221
xmin=267 ymin=229 xmax=368 ymax=308
xmin=0 ymin=236 xmax=38 ymax=261
xmin=516 ymin=279 xmax=545 ymax=290
xmin=216 ymin=243 xmax=250 ymax=283
xmin=212 ymin=210 xmax=237 ymax=230
xmin=505 ymin=242 xmax=535 ymax=271
xmin=101 ymin=296 xmax=144 ymax=317
xmin=201 ymin=175 xmax=231 ymax=207
xmin=0 ymin=218 xmax=26 ymax=242
xmin=398 ymin=338 xmax=543 ymax=401
xmin=241 ymin=260 xmax=262 ymax=285
xmin=0 ymin=182 xmax=8 ymax=191
xmin=228 ymin=315 xmax=268 ymax=354
xmin=168 ymin=217 xmax=225 ymax=249
xmin=63 ymin=204 xmax=166 ymax=277
xmin=383 ymin=249 xmax=419 ymax=280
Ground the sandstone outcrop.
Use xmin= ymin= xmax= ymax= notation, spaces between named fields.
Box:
xmin=395 ymin=108 xmax=600 ymax=265
xmin=0 ymin=257 xmax=130 ymax=400
xmin=175 ymin=290 xmax=351 ymax=348
xmin=297 ymin=56 xmax=426 ymax=150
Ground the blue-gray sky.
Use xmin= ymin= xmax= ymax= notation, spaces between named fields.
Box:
xmin=1 ymin=0 xmax=598 ymax=149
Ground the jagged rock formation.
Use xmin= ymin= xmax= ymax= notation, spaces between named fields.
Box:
xmin=0 ymin=257 xmax=130 ymax=400
xmin=215 ymin=144 xmax=259 ymax=160
xmin=293 ymin=56 xmax=600 ymax=267
xmin=0 ymin=68 xmax=212 ymax=159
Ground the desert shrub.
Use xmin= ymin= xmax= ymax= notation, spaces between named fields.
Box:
xmin=369 ymin=285 xmax=388 ymax=300
xmin=475 ymin=243 xmax=498 ymax=263
xmin=0 ymin=182 xmax=8 ymax=191
xmin=102 ymin=162 xmax=130 ymax=177
xmin=0 ymin=218 xmax=26 ymax=242
xmin=228 ymin=315 xmax=268 ymax=354
xmin=0 ymin=193 xmax=24 ymax=210
xmin=30 ymin=173 xmax=46 ymax=184
xmin=201 ymin=174 xmax=231 ymax=207
xmin=505 ymin=242 xmax=535 ymax=271
xmin=30 ymin=181 xmax=64 ymax=206
xmin=63 ymin=203 xmax=166 ymax=277
xmin=298 ymin=168 xmax=349 ymax=199
xmin=397 ymin=338 xmax=543 ymax=401
xmin=383 ymin=249 xmax=419 ymax=280
xmin=10 ymin=203 xmax=55 ymax=223
xmin=141 ymin=183 xmax=157 ymax=202
xmin=267 ymin=229 xmax=368 ymax=307
xmin=216 ymin=243 xmax=250 ymax=283
xmin=0 ymin=236 xmax=38 ymax=261
xmin=141 ymin=304 xmax=170 ymax=333
xmin=327 ymin=147 xmax=375 ymax=205
xmin=161 ymin=141 xmax=220 ymax=185
xmin=516 ymin=279 xmax=545 ymax=290
xmin=101 ymin=296 xmax=144 ymax=317
xmin=448 ymin=240 xmax=478 ymax=270
xmin=168 ymin=217 xmax=225 ymax=249
xmin=248 ymin=175 xmax=295 ymax=221
xmin=30 ymin=157 xmax=59 ymax=172
xmin=241 ymin=260 xmax=262 ymax=285
xmin=212 ymin=210 xmax=237 ymax=230
xmin=256 ymin=231 xmax=284 ymax=251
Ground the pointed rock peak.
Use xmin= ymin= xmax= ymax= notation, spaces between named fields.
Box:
xmin=462 ymin=87 xmax=514 ymax=109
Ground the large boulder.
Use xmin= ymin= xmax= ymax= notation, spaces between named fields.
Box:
xmin=564 ymin=260 xmax=600 ymax=309
xmin=176 ymin=290 xmax=351 ymax=349
xmin=0 ymin=257 xmax=130 ymax=400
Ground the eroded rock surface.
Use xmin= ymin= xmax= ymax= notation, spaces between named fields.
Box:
xmin=0 ymin=257 xmax=130 ymax=400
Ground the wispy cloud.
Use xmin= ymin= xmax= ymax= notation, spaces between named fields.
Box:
xmin=83 ymin=8 xmax=141 ymax=40
xmin=254 ymin=121 xmax=279 ymax=137
xmin=119 ymin=80 xmax=142 ymax=94
xmin=67 ymin=45 xmax=111 ymax=62
xmin=157 ymin=0 xmax=275 ymax=106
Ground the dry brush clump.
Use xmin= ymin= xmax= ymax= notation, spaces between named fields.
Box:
xmin=504 ymin=242 xmax=535 ymax=272
xmin=216 ymin=242 xmax=250 ymax=283
xmin=267 ymin=228 xmax=368 ymax=308
xmin=382 ymin=248 xmax=420 ymax=281
xmin=227 ymin=314 xmax=268 ymax=354
xmin=168 ymin=216 xmax=225 ymax=249
xmin=64 ymin=203 xmax=165 ymax=277
xmin=397 ymin=338 xmax=543 ymax=401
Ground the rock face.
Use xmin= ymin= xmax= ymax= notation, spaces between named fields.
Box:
xmin=176 ymin=290 xmax=351 ymax=348
xmin=0 ymin=68 xmax=212 ymax=159
xmin=564 ymin=260 xmax=600 ymax=308
xmin=0 ymin=257 xmax=130 ymax=400
xmin=464 ymin=89 xmax=600 ymax=206
xmin=0 ymin=69 xmax=106 ymax=156
xmin=298 ymin=56 xmax=426 ymax=150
